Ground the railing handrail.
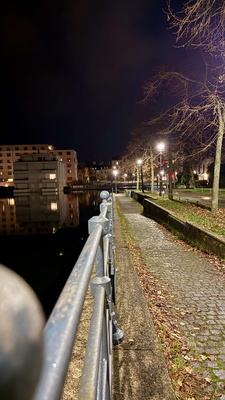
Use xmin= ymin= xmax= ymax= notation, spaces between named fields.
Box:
xmin=0 ymin=190 xmax=123 ymax=400
xmin=32 ymin=223 xmax=104 ymax=400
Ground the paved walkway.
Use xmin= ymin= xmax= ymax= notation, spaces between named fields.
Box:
xmin=113 ymin=193 xmax=225 ymax=399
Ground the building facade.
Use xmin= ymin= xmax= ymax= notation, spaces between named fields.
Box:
xmin=14 ymin=153 xmax=66 ymax=194
xmin=51 ymin=149 xmax=78 ymax=183
xmin=0 ymin=144 xmax=78 ymax=187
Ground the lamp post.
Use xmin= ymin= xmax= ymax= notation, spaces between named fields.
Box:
xmin=113 ymin=170 xmax=118 ymax=193
xmin=136 ymin=159 xmax=142 ymax=191
xmin=157 ymin=143 xmax=165 ymax=196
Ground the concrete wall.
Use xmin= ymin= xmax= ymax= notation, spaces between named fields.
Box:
xmin=130 ymin=191 xmax=225 ymax=260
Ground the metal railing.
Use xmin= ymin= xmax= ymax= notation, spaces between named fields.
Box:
xmin=0 ymin=191 xmax=123 ymax=400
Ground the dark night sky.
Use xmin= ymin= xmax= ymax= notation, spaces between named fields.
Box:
xmin=1 ymin=0 xmax=192 ymax=162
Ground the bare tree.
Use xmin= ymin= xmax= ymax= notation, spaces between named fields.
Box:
xmin=123 ymin=128 xmax=174 ymax=194
xmin=143 ymin=0 xmax=225 ymax=211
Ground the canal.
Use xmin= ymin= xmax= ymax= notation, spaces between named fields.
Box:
xmin=0 ymin=191 xmax=103 ymax=317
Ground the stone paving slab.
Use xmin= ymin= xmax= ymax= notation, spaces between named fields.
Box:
xmin=115 ymin=193 xmax=225 ymax=399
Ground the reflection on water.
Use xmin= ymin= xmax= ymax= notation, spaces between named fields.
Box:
xmin=0 ymin=192 xmax=80 ymax=235
xmin=0 ymin=190 xmax=103 ymax=317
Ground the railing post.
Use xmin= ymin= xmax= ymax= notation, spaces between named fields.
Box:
xmin=99 ymin=192 xmax=124 ymax=346
xmin=88 ymin=216 xmax=108 ymax=277
xmin=79 ymin=276 xmax=111 ymax=400
xmin=91 ymin=276 xmax=111 ymax=400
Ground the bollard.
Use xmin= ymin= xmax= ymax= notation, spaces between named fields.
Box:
xmin=0 ymin=264 xmax=45 ymax=400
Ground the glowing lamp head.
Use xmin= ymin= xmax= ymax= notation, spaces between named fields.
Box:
xmin=157 ymin=142 xmax=165 ymax=152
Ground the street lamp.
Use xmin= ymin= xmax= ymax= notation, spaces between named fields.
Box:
xmin=156 ymin=143 xmax=165 ymax=196
xmin=136 ymin=159 xmax=142 ymax=191
xmin=113 ymin=170 xmax=118 ymax=193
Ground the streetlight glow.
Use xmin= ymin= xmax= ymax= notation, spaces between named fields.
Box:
xmin=157 ymin=142 xmax=165 ymax=153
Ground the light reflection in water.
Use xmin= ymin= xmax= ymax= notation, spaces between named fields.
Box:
xmin=0 ymin=192 xmax=80 ymax=235
xmin=0 ymin=190 xmax=102 ymax=316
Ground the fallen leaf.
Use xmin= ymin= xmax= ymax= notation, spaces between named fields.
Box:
xmin=176 ymin=378 xmax=183 ymax=387
xmin=185 ymin=366 xmax=193 ymax=374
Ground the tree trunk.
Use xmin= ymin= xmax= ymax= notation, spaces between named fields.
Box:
xmin=168 ymin=144 xmax=173 ymax=200
xmin=211 ymin=105 xmax=225 ymax=212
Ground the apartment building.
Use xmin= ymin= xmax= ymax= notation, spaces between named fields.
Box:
xmin=0 ymin=144 xmax=78 ymax=187
xmin=51 ymin=149 xmax=78 ymax=183
xmin=14 ymin=153 xmax=66 ymax=194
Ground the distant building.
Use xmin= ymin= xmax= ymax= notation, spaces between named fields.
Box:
xmin=14 ymin=153 xmax=66 ymax=195
xmin=50 ymin=149 xmax=78 ymax=183
xmin=78 ymin=161 xmax=112 ymax=183
xmin=0 ymin=144 xmax=78 ymax=187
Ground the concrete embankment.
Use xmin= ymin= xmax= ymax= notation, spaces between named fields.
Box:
xmin=131 ymin=191 xmax=225 ymax=260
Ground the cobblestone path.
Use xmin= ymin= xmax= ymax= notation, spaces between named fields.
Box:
xmin=116 ymin=194 xmax=225 ymax=399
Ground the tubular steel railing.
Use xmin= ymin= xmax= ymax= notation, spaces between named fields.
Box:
xmin=0 ymin=191 xmax=123 ymax=400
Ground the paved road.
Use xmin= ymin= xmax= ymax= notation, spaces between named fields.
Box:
xmin=115 ymin=193 xmax=225 ymax=399
xmin=172 ymin=190 xmax=225 ymax=208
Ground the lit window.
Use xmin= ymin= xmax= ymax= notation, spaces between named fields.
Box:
xmin=49 ymin=173 xmax=56 ymax=180
xmin=51 ymin=202 xmax=58 ymax=211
